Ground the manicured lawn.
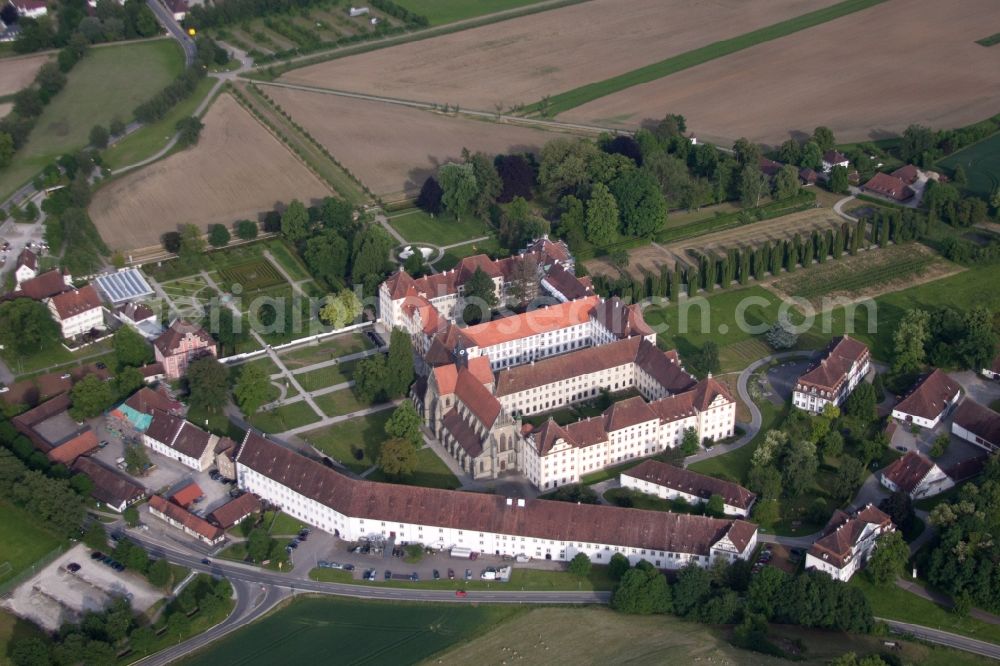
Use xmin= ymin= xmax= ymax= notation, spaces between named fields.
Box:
xmin=434 ymin=237 xmax=502 ymax=271
xmin=312 ymin=388 xmax=372 ymax=417
xmin=0 ymin=39 xmax=184 ymax=199
xmin=295 ymin=360 xmax=356 ymax=392
xmin=279 ymin=332 xmax=372 ymax=369
xmin=265 ymin=238 xmax=313 ymax=282
xmin=644 ymin=285 xmax=787 ymax=361
xmin=851 ymin=576 xmax=1000 ymax=645
xmin=307 ymin=568 xmax=355 ymax=583
xmin=180 ymin=596 xmax=523 ymax=666
xmin=689 ymin=399 xmax=784 ymax=482
xmin=388 ymin=209 xmax=490 ymax=246
xmin=102 ymin=76 xmax=218 ymax=170
xmin=248 ymin=401 xmax=321 ymax=434
xmin=2 ymin=338 xmax=115 ymax=381
xmin=366 ymin=447 xmax=460 ymax=489
xmin=303 ymin=411 xmax=392 ymax=473
xmin=580 ymin=458 xmax=647 ymax=485
xmin=237 ymin=355 xmax=282 ymax=378
xmin=604 ymin=488 xmax=674 ymax=512
xmin=0 ymin=502 xmax=62 ymax=586
xmin=185 ymin=405 xmax=242 ymax=440
xmin=937 ymin=131 xmax=1000 ymax=197
xmin=267 ymin=511 xmax=306 ymax=536
xmin=392 ymin=0 xmax=548 ymax=25
xmin=533 ymin=0 xmax=887 ymax=115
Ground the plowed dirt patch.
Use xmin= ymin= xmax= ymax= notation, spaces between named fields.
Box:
xmin=564 ymin=0 xmax=1000 ymax=144
xmin=264 ymin=86 xmax=565 ymax=197
xmin=279 ymin=0 xmax=841 ymax=111
xmin=90 ymin=94 xmax=331 ymax=250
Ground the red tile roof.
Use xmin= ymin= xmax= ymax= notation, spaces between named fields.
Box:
xmin=170 ymin=421 xmax=214 ymax=459
xmin=149 ymin=494 xmax=222 ymax=541
xmin=541 ymin=263 xmax=592 ymax=301
xmin=49 ymin=429 xmax=98 ymax=464
xmin=49 ymin=285 xmax=102 ymax=319
xmin=432 ymin=356 xmax=492 ymax=395
xmin=454 ymin=367 xmax=501 ymax=428
xmin=952 ymin=399 xmax=1000 ymax=448
xmin=441 ymin=408 xmax=484 ymax=457
xmin=124 ymin=386 xmax=183 ymax=416
xmin=863 ymin=172 xmax=915 ymax=202
xmin=153 ymin=320 xmax=216 ymax=356
xmin=823 ymin=150 xmax=848 ymax=165
xmin=891 ymin=164 xmax=920 ymax=184
xmin=522 ymin=237 xmax=570 ymax=265
xmin=604 ymin=396 xmax=657 ymax=431
xmin=796 ymin=336 xmax=869 ymax=395
xmin=625 ymin=459 xmax=756 ymax=511
xmin=15 ymin=248 xmax=37 ymax=271
xmin=237 ymin=431 xmax=757 ymax=556
xmin=808 ymin=504 xmax=892 ymax=569
xmin=12 ymin=270 xmax=70 ymax=300
xmin=117 ymin=302 xmax=155 ymax=322
xmin=71 ymin=456 xmax=145 ymax=509
xmin=759 ymin=157 xmax=783 ymax=177
xmin=881 ymin=451 xmax=939 ymax=494
xmin=459 ymin=296 xmax=600 ymax=349
xmin=170 ymin=481 xmax=203 ymax=508
xmin=496 ymin=338 xmax=693 ymax=397
xmin=592 ymin=297 xmax=654 ymax=339
xmin=894 ymin=369 xmax=961 ymax=422
xmin=208 ymin=493 xmax=261 ymax=529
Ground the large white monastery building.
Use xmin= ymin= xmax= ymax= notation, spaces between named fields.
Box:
xmin=379 ymin=238 xmax=738 ymax=488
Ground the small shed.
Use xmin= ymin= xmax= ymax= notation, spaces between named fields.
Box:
xmin=349 ymin=6 xmax=369 ymax=16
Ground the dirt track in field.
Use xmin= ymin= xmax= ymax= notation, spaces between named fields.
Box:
xmin=264 ymin=86 xmax=566 ymax=197
xmin=89 ymin=94 xmax=331 ymax=250
xmin=586 ymin=206 xmax=846 ymax=278
xmin=564 ymin=0 xmax=1000 ymax=145
xmin=279 ymin=0 xmax=840 ymax=111
xmin=0 ymin=53 xmax=51 ymax=97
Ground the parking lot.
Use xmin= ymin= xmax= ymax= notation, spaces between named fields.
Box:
xmin=2 ymin=544 xmax=164 ymax=632
xmin=89 ymin=416 xmax=236 ymax=517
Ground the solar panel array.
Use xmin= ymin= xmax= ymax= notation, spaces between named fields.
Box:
xmin=95 ymin=269 xmax=154 ymax=304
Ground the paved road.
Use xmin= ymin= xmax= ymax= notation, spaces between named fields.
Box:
xmin=145 ymin=0 xmax=196 ymax=65
xmin=685 ymin=351 xmax=815 ymax=465
xmin=880 ymin=618 xmax=1000 ymax=660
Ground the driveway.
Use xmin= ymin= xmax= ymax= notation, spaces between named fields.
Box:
xmin=766 ymin=358 xmax=813 ymax=404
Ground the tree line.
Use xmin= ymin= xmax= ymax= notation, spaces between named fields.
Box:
xmin=0 ymin=36 xmax=88 ymax=173
xmin=12 ymin=0 xmax=159 ymax=55
xmin=10 ymin=573 xmax=232 ymax=665
xmin=134 ymin=36 xmax=229 ymax=124
xmin=602 ymin=553 xmax=874 ymax=658
xmin=922 ymin=456 xmax=1000 ymax=615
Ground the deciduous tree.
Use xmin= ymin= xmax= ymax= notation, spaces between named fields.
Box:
xmin=416 ymin=176 xmax=444 ymax=215
xmin=438 ymin=162 xmax=478 ymax=220
xmin=377 ymin=437 xmax=417 ymax=478
xmin=234 ymin=364 xmax=270 ymax=416
xmin=280 ymin=200 xmax=310 ymax=244
xmin=610 ymin=169 xmax=666 ymax=237
xmin=385 ymin=402 xmax=422 ymax=447
xmin=0 ymin=298 xmax=60 ymax=355
xmin=70 ymin=374 xmax=115 ymax=420
xmin=207 ymin=223 xmax=230 ymax=248
xmin=185 ymin=355 xmax=229 ymax=413
xmin=866 ymin=531 xmax=909 ymax=585
xmin=585 ymin=182 xmax=618 ymax=245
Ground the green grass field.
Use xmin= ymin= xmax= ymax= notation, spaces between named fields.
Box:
xmin=295 ymin=360 xmax=356 ymax=391
xmin=391 ymin=0 xmax=548 ymax=25
xmin=248 ymin=401 xmax=321 ymax=433
xmin=311 ymin=566 xmax=613 ymax=591
xmin=304 ymin=411 xmax=392 ymax=472
xmin=434 ymin=237 xmax=502 ymax=270
xmin=851 ymin=576 xmax=1000 ymax=646
xmin=367 ymin=447 xmax=461 ymax=489
xmin=279 ymin=333 xmax=372 ymax=369
xmin=0 ymin=502 xmax=62 ymax=585
xmin=312 ymin=388 xmax=373 ymax=418
xmin=388 ymin=209 xmax=491 ymax=246
xmin=531 ymin=0 xmax=887 ymax=115
xmin=101 ymin=76 xmax=217 ymax=170
xmin=0 ymin=39 xmax=184 ymax=199
xmin=938 ymin=131 xmax=1000 ymax=197
xmin=265 ymin=238 xmax=313 ymax=282
xmin=180 ymin=596 xmax=523 ymax=666
xmin=266 ymin=511 xmax=306 ymax=536
xmin=975 ymin=32 xmax=1000 ymax=46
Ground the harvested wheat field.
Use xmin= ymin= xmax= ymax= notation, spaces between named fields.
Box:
xmin=264 ymin=86 xmax=565 ymax=198
xmin=564 ymin=0 xmax=1000 ymax=145
xmin=0 ymin=52 xmax=52 ymax=97
xmin=90 ymin=94 xmax=330 ymax=250
xmin=280 ymin=0 xmax=841 ymax=111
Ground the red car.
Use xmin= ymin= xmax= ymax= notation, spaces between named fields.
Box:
xmin=455 ymin=590 xmax=467 ymax=598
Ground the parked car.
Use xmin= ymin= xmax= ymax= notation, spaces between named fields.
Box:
xmin=432 ymin=569 xmax=440 ymax=580
xmin=455 ymin=590 xmax=467 ymax=598
xmin=447 ymin=569 xmax=455 ymax=580
xmin=91 ymin=551 xmax=104 ymax=560
xmin=384 ymin=570 xmax=392 ymax=580
xmin=365 ymin=569 xmax=376 ymax=581
xmin=409 ymin=572 xmax=419 ymax=581
xmin=343 ymin=564 xmax=355 ymax=571
xmin=112 ymin=563 xmax=125 ymax=572
xmin=201 ymin=558 xmax=211 ymax=565
xmin=287 ymin=541 xmax=298 ymax=550
xmin=66 ymin=563 xmax=81 ymax=572
xmin=464 ymin=569 xmax=472 ymax=580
